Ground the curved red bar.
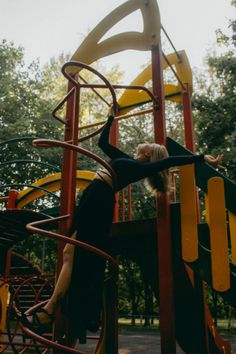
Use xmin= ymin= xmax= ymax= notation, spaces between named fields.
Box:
xmin=32 ymin=138 xmax=118 ymax=191
xmin=61 ymin=61 xmax=117 ymax=112
xmin=26 ymin=215 xmax=119 ymax=276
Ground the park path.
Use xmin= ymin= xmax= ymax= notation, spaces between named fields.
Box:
xmin=77 ymin=331 xmax=236 ymax=354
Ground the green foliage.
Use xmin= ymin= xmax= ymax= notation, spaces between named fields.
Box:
xmin=118 ymin=257 xmax=157 ymax=319
xmin=0 ymin=40 xmax=64 ymax=201
xmin=192 ymin=1 xmax=236 ymax=181
xmin=0 ymin=40 xmax=40 ymax=139
xmin=14 ymin=234 xmax=57 ymax=274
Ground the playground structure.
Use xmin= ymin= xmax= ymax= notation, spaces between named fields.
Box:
xmin=0 ymin=0 xmax=236 ymax=353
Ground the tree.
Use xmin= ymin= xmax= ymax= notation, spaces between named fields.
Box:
xmin=0 ymin=40 xmax=64 ymax=200
xmin=118 ymin=257 xmax=144 ymax=324
xmin=0 ymin=41 xmax=125 ymax=199
xmin=192 ymin=0 xmax=236 ymax=181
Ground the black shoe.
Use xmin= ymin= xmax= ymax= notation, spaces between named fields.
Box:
xmin=17 ymin=308 xmax=54 ymax=334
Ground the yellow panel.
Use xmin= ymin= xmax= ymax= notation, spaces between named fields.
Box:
xmin=17 ymin=170 xmax=96 ymax=208
xmin=229 ymin=211 xmax=236 ymax=265
xmin=17 ymin=172 xmax=62 ymax=207
xmin=70 ymin=0 xmax=160 ymax=73
xmin=118 ymin=50 xmax=192 ymax=112
xmin=0 ymin=280 xmax=9 ymax=335
xmin=207 ymin=177 xmax=230 ymax=292
xmin=179 ymin=165 xmax=198 ymax=262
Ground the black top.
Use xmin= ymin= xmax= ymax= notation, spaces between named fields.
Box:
xmin=98 ymin=116 xmax=204 ymax=191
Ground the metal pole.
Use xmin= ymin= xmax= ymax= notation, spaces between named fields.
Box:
xmin=151 ymin=44 xmax=176 ymax=354
xmin=182 ymin=83 xmax=210 ymax=353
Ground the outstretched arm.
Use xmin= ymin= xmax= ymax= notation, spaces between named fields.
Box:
xmin=137 ymin=153 xmax=224 ymax=178
xmin=143 ymin=154 xmax=205 ymax=175
xmin=98 ymin=112 xmax=131 ymax=160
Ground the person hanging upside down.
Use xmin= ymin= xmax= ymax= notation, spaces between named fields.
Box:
xmin=19 ymin=106 xmax=223 ymax=343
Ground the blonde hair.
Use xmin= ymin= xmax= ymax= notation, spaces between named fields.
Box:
xmin=145 ymin=144 xmax=170 ymax=196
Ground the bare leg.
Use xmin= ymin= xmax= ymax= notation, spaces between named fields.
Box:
xmin=30 ymin=231 xmax=77 ymax=324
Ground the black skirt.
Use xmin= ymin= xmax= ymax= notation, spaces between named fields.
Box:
xmin=71 ymin=179 xmax=115 ymax=248
xmin=63 ymin=179 xmax=115 ymax=341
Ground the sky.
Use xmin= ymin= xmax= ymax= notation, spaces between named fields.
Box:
xmin=0 ymin=0 xmax=234 ymax=81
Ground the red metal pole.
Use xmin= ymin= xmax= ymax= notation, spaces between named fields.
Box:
xmin=57 ymin=80 xmax=80 ymax=270
xmin=110 ymin=120 xmax=119 ymax=222
xmin=54 ymin=79 xmax=80 ymax=344
xmin=7 ymin=189 xmax=18 ymax=209
xmin=56 ymin=81 xmax=73 ymax=272
xmin=151 ymin=44 xmax=176 ymax=354
xmin=127 ymin=185 xmax=132 ymax=220
xmin=121 ymin=190 xmax=125 ymax=221
xmin=5 ymin=190 xmax=19 ymax=277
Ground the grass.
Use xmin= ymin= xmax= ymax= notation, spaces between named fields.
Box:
xmin=118 ymin=318 xmax=236 ymax=335
xmin=118 ymin=317 xmax=159 ymax=333
xmin=215 ymin=319 xmax=236 ymax=334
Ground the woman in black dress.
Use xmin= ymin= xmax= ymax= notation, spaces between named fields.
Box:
xmin=20 ymin=108 xmax=223 ymax=341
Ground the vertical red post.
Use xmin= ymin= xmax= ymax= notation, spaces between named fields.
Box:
xmin=121 ymin=190 xmax=125 ymax=221
xmin=53 ymin=79 xmax=80 ymax=345
xmin=127 ymin=185 xmax=132 ymax=220
xmin=110 ymin=120 xmax=119 ymax=222
xmin=152 ymin=44 xmax=176 ymax=353
xmin=5 ymin=189 xmax=19 ymax=277
xmin=7 ymin=189 xmax=18 ymax=209
xmin=57 ymin=81 xmax=80 ymax=272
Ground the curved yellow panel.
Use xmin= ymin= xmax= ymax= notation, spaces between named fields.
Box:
xmin=207 ymin=177 xmax=230 ymax=292
xmin=118 ymin=50 xmax=192 ymax=113
xmin=69 ymin=0 xmax=160 ymax=74
xmin=17 ymin=171 xmax=96 ymax=208
xmin=179 ymin=165 xmax=198 ymax=262
xmin=0 ymin=281 xmax=9 ymax=337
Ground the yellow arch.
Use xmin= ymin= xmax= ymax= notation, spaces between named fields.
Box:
xmin=69 ymin=0 xmax=160 ymax=74
xmin=67 ymin=0 xmax=192 ymax=107
xmin=118 ymin=50 xmax=192 ymax=112
xmin=16 ymin=171 xmax=96 ymax=208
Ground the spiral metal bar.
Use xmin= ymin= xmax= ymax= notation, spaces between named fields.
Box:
xmin=16 ymin=137 xmax=120 ymax=351
xmin=1 ymin=250 xmax=54 ymax=353
xmin=6 ymin=276 xmax=49 ymax=353
xmin=12 ymin=228 xmax=119 ymax=354
xmin=26 ymin=215 xmax=119 ymax=277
